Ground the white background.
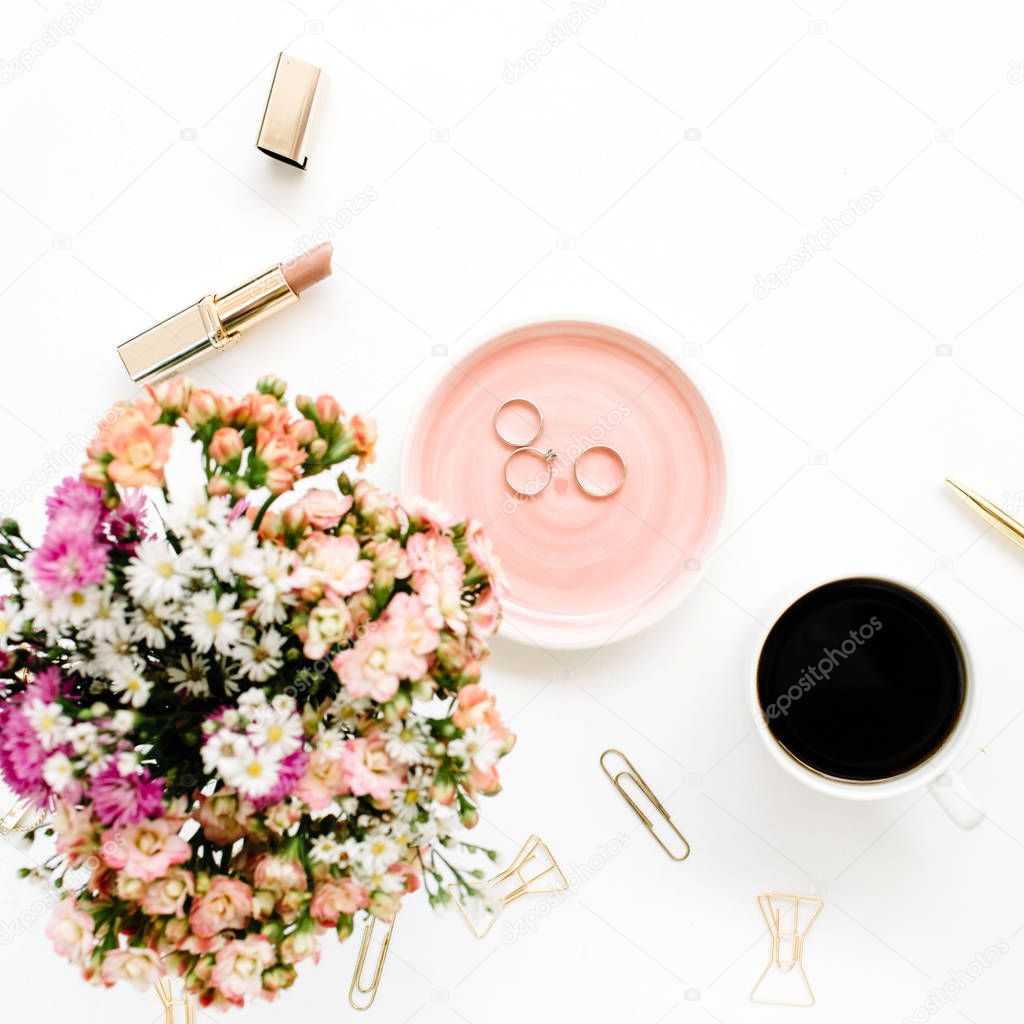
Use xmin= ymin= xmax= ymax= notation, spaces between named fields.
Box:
xmin=1 ymin=1 xmax=1023 ymax=1021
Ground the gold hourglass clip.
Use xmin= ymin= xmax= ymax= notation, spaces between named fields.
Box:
xmin=750 ymin=892 xmax=824 ymax=1007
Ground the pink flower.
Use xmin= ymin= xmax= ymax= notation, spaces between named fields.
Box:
xmin=310 ymin=878 xmax=368 ymax=926
xmin=29 ymin=517 xmax=109 ymax=596
xmin=333 ymin=595 xmax=437 ymax=702
xmin=90 ymin=405 xmax=174 ymax=489
xmin=466 ymin=519 xmax=509 ymax=598
xmin=211 ymin=935 xmax=276 ymax=1006
xmin=0 ymin=670 xmax=75 ymax=808
xmin=196 ymin=790 xmax=254 ymax=845
xmin=297 ymin=533 xmax=372 ymax=598
xmin=314 ymin=394 xmax=341 ymax=423
xmin=255 ymin=427 xmax=305 ymax=494
xmin=416 ymin=573 xmax=468 ymax=636
xmin=300 ymin=595 xmax=353 ymax=660
xmin=103 ymin=817 xmax=191 ymax=882
xmin=251 ymin=749 xmax=308 ymax=810
xmin=339 ymin=735 xmax=405 ymax=804
xmin=387 ymin=592 xmax=441 ymax=657
xmin=99 ymin=947 xmax=166 ymax=990
xmin=294 ymin=488 xmax=352 ymax=530
xmin=468 ymin=588 xmax=501 ymax=640
xmin=404 ymin=496 xmax=457 ymax=534
xmin=53 ymin=803 xmax=99 ymax=867
xmin=46 ymin=898 xmax=95 ymax=963
xmin=209 ymin=427 xmax=244 ymax=465
xmin=453 ymin=685 xmax=503 ymax=732
xmin=189 ymin=876 xmax=253 ymax=938
xmin=280 ymin=928 xmax=319 ymax=965
xmin=45 ymin=477 xmax=103 ymax=526
xmin=293 ymin=750 xmax=346 ymax=811
xmin=350 ymin=413 xmax=377 ymax=469
xmin=252 ymin=853 xmax=307 ymax=895
xmin=407 ymin=531 xmax=464 ymax=583
xmin=89 ymin=765 xmax=165 ymax=827
xmin=141 ymin=868 xmax=194 ymax=917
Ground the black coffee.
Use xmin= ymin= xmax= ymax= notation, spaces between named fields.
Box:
xmin=757 ymin=578 xmax=966 ymax=782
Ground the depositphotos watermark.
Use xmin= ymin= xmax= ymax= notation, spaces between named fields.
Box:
xmin=287 ymin=187 xmax=379 ymax=262
xmin=501 ymin=0 xmax=606 ymax=83
xmin=753 ymin=186 xmax=883 ymax=298
xmin=759 ymin=615 xmax=883 ymax=725
xmin=499 ymin=831 xmax=630 ymax=943
xmin=1 ymin=0 xmax=108 ymax=85
xmin=901 ymin=939 xmax=1009 ymax=1023
xmin=0 ymin=403 xmax=129 ymax=518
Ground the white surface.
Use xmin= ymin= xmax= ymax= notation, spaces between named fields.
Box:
xmin=1 ymin=1 xmax=1023 ymax=1021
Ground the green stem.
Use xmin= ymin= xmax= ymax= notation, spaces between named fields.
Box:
xmin=252 ymin=493 xmax=277 ymax=531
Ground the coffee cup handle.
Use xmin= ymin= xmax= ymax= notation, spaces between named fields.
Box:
xmin=929 ymin=773 xmax=984 ymax=830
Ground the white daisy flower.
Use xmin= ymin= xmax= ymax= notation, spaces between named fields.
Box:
xmin=347 ymin=834 xmax=401 ymax=874
xmin=42 ymin=753 xmax=74 ymax=793
xmin=0 ymin=605 xmax=24 ymax=645
xmin=131 ymin=602 xmax=176 ymax=649
xmin=66 ymin=722 xmax=98 ymax=754
xmin=237 ymin=688 xmax=268 ymax=713
xmin=164 ymin=493 xmax=229 ymax=548
xmin=18 ymin=586 xmax=61 ymax=642
xmin=247 ymin=706 xmax=303 ymax=758
xmin=270 ymin=693 xmax=296 ymax=717
xmin=82 ymin=750 xmax=110 ymax=778
xmin=26 ymin=700 xmax=70 ymax=750
xmin=315 ymin=727 xmax=347 ymax=760
xmin=249 ymin=547 xmax=297 ymax=625
xmin=78 ymin=592 xmax=128 ymax=643
xmin=125 ymin=540 xmax=195 ymax=606
xmin=412 ymin=801 xmax=460 ymax=843
xmin=109 ymin=710 xmax=136 ymax=735
xmin=310 ymin=835 xmax=344 ymax=865
xmin=201 ymin=727 xmax=247 ymax=779
xmin=115 ymin=750 xmax=141 ymax=776
xmin=182 ymin=591 xmax=244 ymax=655
xmin=231 ymin=744 xmax=283 ymax=800
xmin=50 ymin=587 xmax=100 ymax=628
xmin=167 ymin=653 xmax=210 ymax=697
xmin=89 ymin=622 xmax=140 ymax=679
xmin=208 ymin=518 xmax=264 ymax=582
xmin=235 ymin=629 xmax=286 ymax=683
xmin=394 ymin=769 xmax=431 ymax=822
xmin=448 ymin=727 xmax=504 ymax=774
xmin=109 ymin=667 xmax=152 ymax=708
xmin=385 ymin=722 xmax=429 ymax=765
xmin=358 ymin=868 xmax=406 ymax=895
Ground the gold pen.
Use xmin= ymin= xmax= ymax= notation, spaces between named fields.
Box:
xmin=945 ymin=477 xmax=1024 ymax=552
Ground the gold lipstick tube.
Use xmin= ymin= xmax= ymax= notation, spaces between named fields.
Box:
xmin=117 ymin=267 xmax=297 ymax=386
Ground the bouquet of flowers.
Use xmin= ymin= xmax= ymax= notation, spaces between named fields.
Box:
xmin=0 ymin=376 xmax=513 ymax=1009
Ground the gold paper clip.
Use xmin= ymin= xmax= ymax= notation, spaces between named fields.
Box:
xmin=599 ymin=749 xmax=690 ymax=861
xmin=0 ymin=795 xmax=48 ymax=835
xmin=348 ymin=912 xmax=397 ymax=1011
xmin=750 ymin=892 xmax=823 ymax=1007
xmin=449 ymin=833 xmax=568 ymax=939
xmin=154 ymin=978 xmax=196 ymax=1024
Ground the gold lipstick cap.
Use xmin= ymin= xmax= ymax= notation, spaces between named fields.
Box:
xmin=256 ymin=53 xmax=325 ymax=169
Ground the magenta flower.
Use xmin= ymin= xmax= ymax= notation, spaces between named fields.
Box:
xmin=0 ymin=670 xmax=75 ymax=808
xmin=44 ymin=477 xmax=104 ymax=526
xmin=89 ymin=765 xmax=165 ymax=827
xmin=105 ymin=490 xmax=152 ymax=550
xmin=29 ymin=517 xmax=109 ymax=596
xmin=252 ymin=749 xmax=309 ymax=809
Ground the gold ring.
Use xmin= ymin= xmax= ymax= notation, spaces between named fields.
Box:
xmin=494 ymin=397 xmax=543 ymax=448
xmin=504 ymin=447 xmax=557 ymax=498
xmin=573 ymin=445 xmax=626 ymax=498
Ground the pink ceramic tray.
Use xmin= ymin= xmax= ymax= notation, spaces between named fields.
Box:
xmin=401 ymin=321 xmax=726 ymax=649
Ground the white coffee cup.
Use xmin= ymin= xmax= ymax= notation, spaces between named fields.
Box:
xmin=750 ymin=575 xmax=983 ymax=830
